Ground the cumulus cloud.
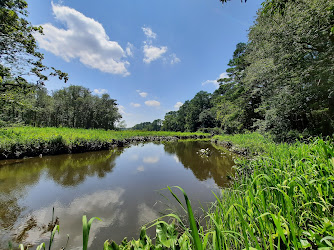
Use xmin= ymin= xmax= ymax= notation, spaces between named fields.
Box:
xmin=143 ymin=156 xmax=160 ymax=164
xmin=142 ymin=27 xmax=157 ymax=39
xmin=145 ymin=100 xmax=160 ymax=107
xmin=130 ymin=102 xmax=141 ymax=108
xmin=136 ymin=90 xmax=148 ymax=98
xmin=126 ymin=42 xmax=134 ymax=57
xmin=174 ymin=101 xmax=183 ymax=110
xmin=143 ymin=45 xmax=167 ymax=64
xmin=141 ymin=26 xmax=178 ymax=64
xmin=170 ymin=53 xmax=181 ymax=64
xmin=36 ymin=3 xmax=130 ymax=76
xmin=93 ymin=88 xmax=108 ymax=95
xmin=202 ymin=72 xmax=229 ymax=88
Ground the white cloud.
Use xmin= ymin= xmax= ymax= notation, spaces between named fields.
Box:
xmin=202 ymin=80 xmax=218 ymax=87
xmin=219 ymin=72 xmax=229 ymax=79
xmin=118 ymin=105 xmax=126 ymax=115
xmin=126 ymin=42 xmax=134 ymax=57
xmin=174 ymin=101 xmax=183 ymax=110
xmin=139 ymin=92 xmax=148 ymax=98
xmin=145 ymin=100 xmax=160 ymax=107
xmin=36 ymin=3 xmax=130 ymax=76
xmin=136 ymin=90 xmax=148 ymax=98
xmin=141 ymin=26 xmax=179 ymax=65
xmin=202 ymin=72 xmax=229 ymax=88
xmin=137 ymin=166 xmax=145 ymax=172
xmin=142 ymin=27 xmax=157 ymax=39
xmin=93 ymin=88 xmax=108 ymax=95
xmin=143 ymin=45 xmax=167 ymax=64
xmin=143 ymin=156 xmax=160 ymax=164
xmin=137 ymin=203 xmax=159 ymax=226
xmin=170 ymin=53 xmax=181 ymax=64
xmin=130 ymin=102 xmax=141 ymax=108
xmin=19 ymin=188 xmax=125 ymax=249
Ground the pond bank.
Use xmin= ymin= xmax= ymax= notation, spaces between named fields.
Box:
xmin=211 ymin=133 xmax=274 ymax=156
xmin=0 ymin=127 xmax=210 ymax=160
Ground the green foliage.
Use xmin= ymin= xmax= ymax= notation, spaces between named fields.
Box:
xmin=203 ymin=135 xmax=334 ymax=249
xmin=83 ymin=215 xmax=101 ymax=250
xmin=0 ymin=85 xmax=122 ymax=130
xmin=245 ymin=0 xmax=334 ymax=139
xmin=0 ymin=0 xmax=68 ymax=91
xmin=162 ymin=91 xmax=214 ymax=132
xmin=132 ymin=119 xmax=163 ymax=131
xmin=213 ymin=132 xmax=274 ymax=155
xmin=164 ymin=0 xmax=334 ymax=141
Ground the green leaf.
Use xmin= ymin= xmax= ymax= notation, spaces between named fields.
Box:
xmin=169 ymin=186 xmax=203 ymax=250
xmin=82 ymin=215 xmax=101 ymax=250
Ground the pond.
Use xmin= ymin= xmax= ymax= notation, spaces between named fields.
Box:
xmin=0 ymin=140 xmax=235 ymax=249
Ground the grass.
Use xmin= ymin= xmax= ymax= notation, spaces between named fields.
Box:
xmin=204 ymin=136 xmax=334 ymax=249
xmin=0 ymin=126 xmax=209 ymax=159
xmin=212 ymin=132 xmax=274 ymax=155
xmin=11 ymin=132 xmax=334 ymax=249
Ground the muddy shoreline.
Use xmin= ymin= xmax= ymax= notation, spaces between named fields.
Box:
xmin=211 ymin=138 xmax=250 ymax=156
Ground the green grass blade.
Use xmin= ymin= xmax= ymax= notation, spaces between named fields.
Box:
xmin=36 ymin=242 xmax=46 ymax=250
xmin=167 ymin=186 xmax=186 ymax=213
xmin=83 ymin=215 xmax=102 ymax=250
xmin=48 ymin=225 xmax=59 ymax=249
xmin=171 ymin=186 xmax=203 ymax=250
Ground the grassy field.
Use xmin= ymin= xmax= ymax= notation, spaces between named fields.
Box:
xmin=0 ymin=126 xmax=209 ymax=159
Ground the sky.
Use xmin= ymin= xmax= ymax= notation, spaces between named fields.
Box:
xmin=27 ymin=0 xmax=263 ymax=127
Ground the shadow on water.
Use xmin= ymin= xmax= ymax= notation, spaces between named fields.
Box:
xmin=0 ymin=141 xmax=235 ymax=249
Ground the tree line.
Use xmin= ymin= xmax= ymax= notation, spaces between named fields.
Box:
xmin=132 ymin=119 xmax=163 ymax=131
xmin=0 ymin=85 xmax=122 ymax=130
xmin=161 ymin=0 xmax=334 ymax=140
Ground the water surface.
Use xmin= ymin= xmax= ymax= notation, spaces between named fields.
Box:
xmin=0 ymin=140 xmax=235 ymax=249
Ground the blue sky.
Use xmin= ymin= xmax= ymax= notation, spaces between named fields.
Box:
xmin=27 ymin=0 xmax=263 ymax=127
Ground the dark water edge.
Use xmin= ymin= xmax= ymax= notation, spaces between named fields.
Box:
xmin=0 ymin=140 xmax=235 ymax=249
xmin=0 ymin=135 xmax=210 ymax=160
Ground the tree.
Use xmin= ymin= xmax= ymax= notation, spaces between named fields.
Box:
xmin=0 ymin=0 xmax=68 ymax=93
xmin=245 ymin=0 xmax=334 ymax=138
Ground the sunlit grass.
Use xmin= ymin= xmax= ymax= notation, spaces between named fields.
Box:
xmin=212 ymin=132 xmax=274 ymax=155
xmin=0 ymin=126 xmax=209 ymax=159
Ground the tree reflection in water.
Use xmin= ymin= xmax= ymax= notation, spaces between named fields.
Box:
xmin=0 ymin=148 xmax=123 ymax=247
xmin=163 ymin=140 xmax=235 ymax=187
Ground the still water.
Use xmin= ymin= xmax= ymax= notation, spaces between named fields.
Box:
xmin=0 ymin=140 xmax=235 ymax=249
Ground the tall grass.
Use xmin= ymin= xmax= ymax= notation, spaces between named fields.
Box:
xmin=212 ymin=132 xmax=274 ymax=155
xmin=202 ymin=136 xmax=334 ymax=249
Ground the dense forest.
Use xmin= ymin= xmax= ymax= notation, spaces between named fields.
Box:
xmin=133 ymin=0 xmax=334 ymax=141
xmin=0 ymin=85 xmax=122 ymax=129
